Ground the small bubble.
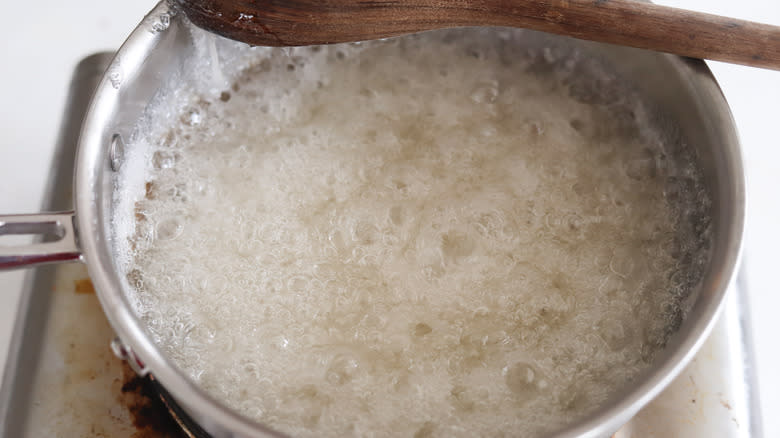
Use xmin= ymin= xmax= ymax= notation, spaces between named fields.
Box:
xmin=668 ymin=269 xmax=685 ymax=287
xmin=182 ymin=109 xmax=202 ymax=126
xmin=661 ymin=236 xmax=682 ymax=259
xmin=287 ymin=276 xmax=309 ymax=291
xmin=328 ymin=230 xmax=346 ymax=252
xmin=161 ymin=183 xmax=188 ymax=202
xmin=126 ymin=269 xmax=144 ymax=289
xmin=450 ymin=385 xmax=474 ymax=411
xmin=273 ymin=335 xmax=289 ymax=349
xmin=598 ymin=274 xmax=622 ymax=295
xmin=192 ymin=323 xmax=217 ymax=342
xmin=134 ymin=216 xmax=154 ymax=245
xmin=159 ymin=131 xmax=177 ymax=148
xmin=152 ymin=150 xmax=179 ymax=170
xmin=470 ymin=81 xmax=499 ymax=104
xmin=352 ymin=221 xmax=378 ymax=244
xmin=156 ymin=217 xmax=183 ymax=241
xmin=599 ymin=318 xmax=632 ymax=350
xmin=325 ymin=354 xmax=359 ymax=385
xmin=505 ymin=362 xmax=543 ymax=401
xmin=389 ymin=206 xmax=403 ymax=225
xmin=609 ymin=252 xmax=634 ymax=278
xmin=473 ymin=306 xmax=490 ymax=317
xmin=571 ymin=181 xmax=593 ymax=196
xmin=241 ymin=359 xmax=262 ymax=379
xmin=439 ymin=233 xmax=471 ymax=264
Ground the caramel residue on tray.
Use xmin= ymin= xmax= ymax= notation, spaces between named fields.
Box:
xmin=74 ymin=278 xmax=96 ymax=294
xmin=119 ymin=363 xmax=189 ymax=438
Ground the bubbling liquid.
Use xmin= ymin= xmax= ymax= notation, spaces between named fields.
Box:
xmin=121 ymin=30 xmax=711 ymax=437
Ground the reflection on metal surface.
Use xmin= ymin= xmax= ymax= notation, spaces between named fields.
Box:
xmin=111 ymin=336 xmax=150 ymax=377
xmin=109 ymin=133 xmax=126 ymax=172
xmin=153 ymin=375 xmax=214 ymax=438
xmin=614 ymin=275 xmax=762 ymax=437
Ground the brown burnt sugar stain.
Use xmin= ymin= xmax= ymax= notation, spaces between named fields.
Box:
xmin=74 ymin=278 xmax=96 ymax=294
xmin=119 ymin=363 xmax=190 ymax=438
xmin=38 ymin=265 xmax=189 ymax=437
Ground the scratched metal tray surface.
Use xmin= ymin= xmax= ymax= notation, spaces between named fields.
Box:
xmin=0 ymin=53 xmax=763 ymax=438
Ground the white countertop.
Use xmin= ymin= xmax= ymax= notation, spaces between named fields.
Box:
xmin=1 ymin=0 xmax=777 ymax=436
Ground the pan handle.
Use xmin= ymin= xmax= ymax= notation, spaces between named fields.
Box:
xmin=0 ymin=212 xmax=82 ymax=269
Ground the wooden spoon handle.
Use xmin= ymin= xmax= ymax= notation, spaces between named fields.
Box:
xmin=179 ymin=0 xmax=780 ymax=70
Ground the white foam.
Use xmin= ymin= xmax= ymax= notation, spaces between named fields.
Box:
xmin=116 ymin=29 xmax=711 ymax=437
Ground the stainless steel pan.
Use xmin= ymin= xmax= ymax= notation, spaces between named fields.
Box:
xmin=0 ymin=2 xmax=744 ymax=437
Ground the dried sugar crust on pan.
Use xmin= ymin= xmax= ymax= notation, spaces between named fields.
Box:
xmin=115 ymin=29 xmax=712 ymax=438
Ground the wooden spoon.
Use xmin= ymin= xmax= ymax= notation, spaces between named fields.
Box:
xmin=177 ymin=0 xmax=780 ymax=70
